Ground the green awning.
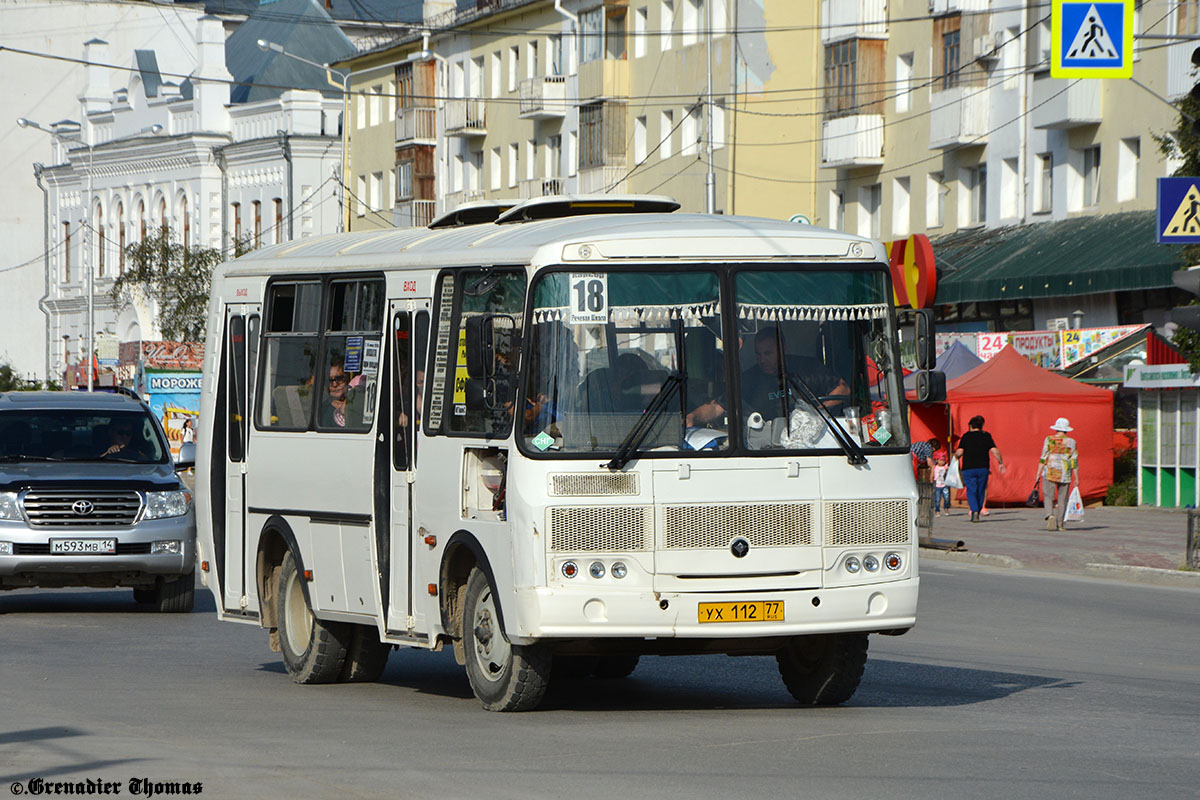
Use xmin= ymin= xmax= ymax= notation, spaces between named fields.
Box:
xmin=931 ymin=211 xmax=1184 ymax=305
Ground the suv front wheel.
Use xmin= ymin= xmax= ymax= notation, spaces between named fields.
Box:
xmin=153 ymin=568 xmax=195 ymax=613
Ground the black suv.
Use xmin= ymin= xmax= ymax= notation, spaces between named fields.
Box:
xmin=0 ymin=391 xmax=196 ymax=611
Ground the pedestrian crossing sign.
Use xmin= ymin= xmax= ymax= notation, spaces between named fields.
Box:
xmin=1157 ymin=178 xmax=1200 ymax=244
xmin=1051 ymin=0 xmax=1133 ymax=79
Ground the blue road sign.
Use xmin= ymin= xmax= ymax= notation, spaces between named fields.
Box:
xmin=1157 ymin=178 xmax=1200 ymax=244
xmin=1051 ymin=0 xmax=1133 ymax=79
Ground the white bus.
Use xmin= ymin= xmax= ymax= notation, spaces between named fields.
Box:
xmin=195 ymin=197 xmax=941 ymax=711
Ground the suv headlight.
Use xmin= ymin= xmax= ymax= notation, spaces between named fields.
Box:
xmin=0 ymin=492 xmax=21 ymax=521
xmin=143 ymin=490 xmax=192 ymax=520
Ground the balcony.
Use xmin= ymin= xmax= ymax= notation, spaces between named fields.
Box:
xmin=929 ymin=0 xmax=989 ymax=12
xmin=819 ymin=0 xmax=886 ymax=44
xmin=518 ymin=177 xmax=565 ymax=199
xmin=1030 ymin=73 xmax=1101 ymax=129
xmin=578 ymin=58 xmax=628 ymax=102
xmin=578 ymin=164 xmax=626 ymax=194
xmin=929 ymin=86 xmax=989 ymax=149
xmin=821 ymin=114 xmax=883 ymax=168
xmin=444 ymin=99 xmax=486 ymax=137
xmin=519 ymin=76 xmax=567 ymax=119
xmin=395 ymin=106 xmax=436 ymax=145
xmin=445 ymin=189 xmax=485 ymax=210
xmin=394 ymin=199 xmax=436 ymax=228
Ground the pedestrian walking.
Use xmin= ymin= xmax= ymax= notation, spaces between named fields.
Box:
xmin=932 ymin=453 xmax=951 ymax=516
xmin=954 ymin=415 xmax=1007 ymax=523
xmin=1040 ymin=417 xmax=1078 ymax=531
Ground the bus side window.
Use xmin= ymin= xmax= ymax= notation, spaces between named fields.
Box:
xmin=318 ymin=279 xmax=385 ymax=432
xmin=393 ymin=311 xmax=412 ymax=469
xmin=260 ymin=281 xmax=321 ymax=430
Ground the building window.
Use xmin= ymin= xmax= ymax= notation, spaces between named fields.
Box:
xmin=356 ymin=175 xmax=367 ymax=216
xmin=682 ymin=0 xmax=701 ymax=47
xmin=634 ymin=115 xmax=647 ymax=163
xmin=1083 ymin=145 xmax=1101 ymax=207
xmin=232 ymin=202 xmax=241 ymax=245
xmin=490 ymin=147 xmax=501 ymax=190
xmin=137 ymin=199 xmax=146 ymax=242
xmin=546 ymin=134 xmax=562 ymax=179
xmin=830 ymin=190 xmax=845 ymax=232
xmin=661 ymin=0 xmax=674 ymax=51
xmin=508 ymin=45 xmax=519 ymax=92
xmin=490 ymin=51 xmax=502 ymax=98
xmin=550 ymin=34 xmax=563 ymax=74
xmin=896 ymin=52 xmax=913 ymax=113
xmin=62 ymin=222 xmax=71 ymax=282
xmin=568 ymin=131 xmax=578 ymax=177
xmin=1118 ymin=137 xmax=1140 ymax=202
xmin=659 ymin=109 xmax=674 ymax=159
xmin=606 ymin=7 xmax=627 ymax=60
xmin=1000 ymin=158 xmax=1018 ymax=219
xmin=712 ymin=99 xmax=726 ymax=149
xmin=274 ymin=198 xmax=283 ymax=244
xmin=115 ymin=200 xmax=125 ymax=274
xmin=370 ymin=85 xmax=382 ymax=126
xmin=397 ymin=160 xmax=413 ymax=200
xmin=581 ymin=7 xmax=603 ymax=63
xmin=634 ymin=7 xmax=648 ymax=58
xmin=527 ymin=39 xmax=539 ymax=80
xmin=95 ymin=204 xmax=105 ymax=277
xmin=253 ymin=200 xmax=262 ymax=248
xmin=942 ymin=29 xmax=961 ymax=89
xmin=860 ymin=183 xmax=881 ymax=239
xmin=1035 ymin=153 xmax=1053 ymax=213
xmin=965 ymin=165 xmax=986 ymax=224
xmin=157 ymin=197 xmax=167 ymax=236
xmin=356 ymin=91 xmax=366 ymax=130
xmin=927 ymin=172 xmax=945 ymax=229
xmin=181 ymin=195 xmax=189 ymax=249
xmin=681 ymin=104 xmax=701 ymax=156
xmin=824 ymin=40 xmax=857 ymax=116
xmin=580 ymin=103 xmax=603 ymax=169
xmin=1179 ymin=0 xmax=1199 ymax=36
xmin=508 ymin=143 xmax=518 ymax=188
xmin=892 ymin=176 xmax=910 ymax=238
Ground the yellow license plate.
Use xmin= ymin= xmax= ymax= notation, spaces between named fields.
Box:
xmin=697 ymin=600 xmax=784 ymax=624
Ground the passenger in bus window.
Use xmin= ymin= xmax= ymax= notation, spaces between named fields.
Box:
xmin=683 ymin=327 xmax=727 ymax=429
xmin=741 ymin=326 xmax=849 ymax=419
xmin=322 ymin=359 xmax=359 ymax=428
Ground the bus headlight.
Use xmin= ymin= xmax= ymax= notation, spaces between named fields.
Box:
xmin=863 ymin=554 xmax=880 ymax=572
xmin=143 ymin=490 xmax=192 ymax=520
xmin=885 ymin=552 xmax=903 ymax=571
xmin=588 ymin=561 xmax=605 ymax=579
xmin=844 ymin=556 xmax=861 ymax=574
xmin=561 ymin=561 xmax=579 ymax=579
xmin=610 ymin=561 xmax=628 ymax=579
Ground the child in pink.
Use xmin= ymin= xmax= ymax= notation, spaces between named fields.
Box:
xmin=932 ymin=454 xmax=950 ymax=516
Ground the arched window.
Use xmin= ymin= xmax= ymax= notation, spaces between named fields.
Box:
xmin=63 ymin=221 xmax=71 ymax=283
xmin=95 ymin=201 xmax=105 ymax=278
xmin=157 ymin=196 xmax=168 ymax=238
xmin=180 ymin=193 xmax=190 ymax=249
xmin=115 ymin=199 xmax=125 ymax=274
xmin=137 ymin=198 xmax=146 ymax=242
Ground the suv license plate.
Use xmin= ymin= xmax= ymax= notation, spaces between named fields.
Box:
xmin=50 ymin=538 xmax=117 ymax=554
xmin=697 ymin=600 xmax=784 ymax=624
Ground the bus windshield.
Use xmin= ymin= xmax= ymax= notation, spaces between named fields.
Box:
xmin=521 ymin=266 xmax=909 ymax=457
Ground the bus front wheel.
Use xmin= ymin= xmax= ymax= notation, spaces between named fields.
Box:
xmin=462 ymin=567 xmax=550 ymax=711
xmin=277 ymin=550 xmax=349 ymax=684
xmin=776 ymin=633 xmax=868 ymax=706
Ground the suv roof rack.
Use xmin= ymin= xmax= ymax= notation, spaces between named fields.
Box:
xmin=494 ymin=194 xmax=680 ymax=224
xmin=428 ymin=200 xmax=518 ymax=229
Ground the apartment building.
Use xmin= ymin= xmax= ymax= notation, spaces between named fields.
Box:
xmin=340 ymin=0 xmax=825 ymax=228
xmin=817 ymin=0 xmax=1188 ymax=335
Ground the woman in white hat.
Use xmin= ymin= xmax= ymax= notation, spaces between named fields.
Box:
xmin=1039 ymin=417 xmax=1078 ymax=531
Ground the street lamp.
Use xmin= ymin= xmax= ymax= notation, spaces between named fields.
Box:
xmin=257 ymin=39 xmax=351 ymax=232
xmin=17 ymin=118 xmax=162 ymax=390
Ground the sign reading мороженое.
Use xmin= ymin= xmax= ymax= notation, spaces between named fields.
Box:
xmin=146 ymin=374 xmax=202 ymax=393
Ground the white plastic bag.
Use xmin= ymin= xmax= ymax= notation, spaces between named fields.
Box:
xmin=1065 ymin=486 xmax=1085 ymax=522
xmin=945 ymin=457 xmax=964 ymax=489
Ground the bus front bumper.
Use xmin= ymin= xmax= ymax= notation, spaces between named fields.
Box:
xmin=507 ymin=578 xmax=918 ymax=644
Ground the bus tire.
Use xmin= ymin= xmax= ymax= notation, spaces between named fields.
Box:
xmin=153 ymin=570 xmax=195 ymax=613
xmin=462 ymin=567 xmax=549 ymax=712
xmin=339 ymin=624 xmax=391 ymax=683
xmin=776 ymin=633 xmax=868 ymax=706
xmin=593 ymin=655 xmax=640 ymax=679
xmin=277 ymin=551 xmax=349 ymax=684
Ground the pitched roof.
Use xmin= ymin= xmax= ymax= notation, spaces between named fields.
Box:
xmin=202 ymin=0 xmax=423 ymax=25
xmin=225 ymin=0 xmax=356 ymax=103
xmin=945 ymin=346 xmax=1111 ymax=402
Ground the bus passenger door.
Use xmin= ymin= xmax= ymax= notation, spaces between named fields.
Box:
xmin=223 ymin=306 xmax=260 ymax=613
xmin=385 ymin=302 xmax=429 ymax=633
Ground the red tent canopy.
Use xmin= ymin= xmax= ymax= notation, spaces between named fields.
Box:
xmin=909 ymin=346 xmax=1114 ymax=504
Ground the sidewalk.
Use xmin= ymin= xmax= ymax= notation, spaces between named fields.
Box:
xmin=918 ymin=504 xmax=1200 ymax=587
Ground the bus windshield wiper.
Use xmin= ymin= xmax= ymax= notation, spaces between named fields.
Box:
xmin=783 ymin=373 xmax=868 ymax=467
xmin=605 ymin=373 xmax=683 ymax=471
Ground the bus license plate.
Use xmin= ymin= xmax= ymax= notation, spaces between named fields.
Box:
xmin=697 ymin=600 xmax=784 ymax=624
xmin=50 ymin=538 xmax=116 ymax=554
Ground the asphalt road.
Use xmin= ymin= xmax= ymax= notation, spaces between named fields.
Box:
xmin=1 ymin=563 xmax=1197 ymax=800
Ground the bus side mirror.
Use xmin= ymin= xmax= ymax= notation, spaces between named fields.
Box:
xmin=914 ymin=309 xmax=936 ymax=371
xmin=465 ymin=316 xmax=494 ymax=379
xmin=914 ymin=370 xmax=946 ymax=403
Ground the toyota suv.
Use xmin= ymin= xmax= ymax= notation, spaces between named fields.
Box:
xmin=0 ymin=391 xmax=196 ymax=611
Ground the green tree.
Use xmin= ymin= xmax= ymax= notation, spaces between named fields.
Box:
xmin=0 ymin=363 xmax=59 ymax=392
xmin=1153 ymin=100 xmax=1200 ymax=370
xmin=110 ymin=226 xmax=224 ymax=342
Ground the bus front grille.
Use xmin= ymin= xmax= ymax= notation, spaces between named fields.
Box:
xmin=548 ymin=473 xmax=639 ymax=497
xmin=824 ymin=500 xmax=910 ymax=546
xmin=547 ymin=505 xmax=652 ymax=552
xmin=662 ymin=503 xmax=814 ymax=549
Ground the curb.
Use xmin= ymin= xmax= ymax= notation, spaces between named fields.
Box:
xmin=919 ymin=549 xmax=1024 ymax=569
xmin=1083 ymin=563 xmax=1200 ymax=588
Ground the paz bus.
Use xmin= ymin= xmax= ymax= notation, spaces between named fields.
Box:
xmin=194 ymin=196 xmax=942 ymax=711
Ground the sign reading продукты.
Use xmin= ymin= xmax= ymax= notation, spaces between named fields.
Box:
xmin=1157 ymin=178 xmax=1200 ymax=244
xmin=1051 ymin=0 xmax=1133 ymax=79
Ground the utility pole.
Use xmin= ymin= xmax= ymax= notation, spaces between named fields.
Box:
xmin=705 ymin=0 xmax=716 ymax=214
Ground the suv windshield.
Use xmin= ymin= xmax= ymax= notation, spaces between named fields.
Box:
xmin=522 ymin=266 xmax=908 ymax=456
xmin=0 ymin=409 xmax=169 ymax=464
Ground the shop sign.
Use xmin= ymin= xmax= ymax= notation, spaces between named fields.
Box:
xmin=1123 ymin=363 xmax=1200 ymax=388
xmin=1011 ymin=331 xmax=1063 ymax=370
xmin=976 ymin=332 xmax=1009 ymax=361
xmin=886 ymin=234 xmax=936 ymax=309
xmin=1061 ymin=324 xmax=1145 ymax=367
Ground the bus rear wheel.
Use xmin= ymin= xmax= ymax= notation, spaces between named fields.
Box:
xmin=277 ymin=550 xmax=349 ymax=684
xmin=776 ymin=633 xmax=868 ymax=706
xmin=462 ymin=567 xmax=549 ymax=712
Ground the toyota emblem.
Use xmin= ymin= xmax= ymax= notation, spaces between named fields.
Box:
xmin=730 ymin=537 xmax=750 ymax=558
xmin=72 ymin=500 xmax=95 ymax=516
